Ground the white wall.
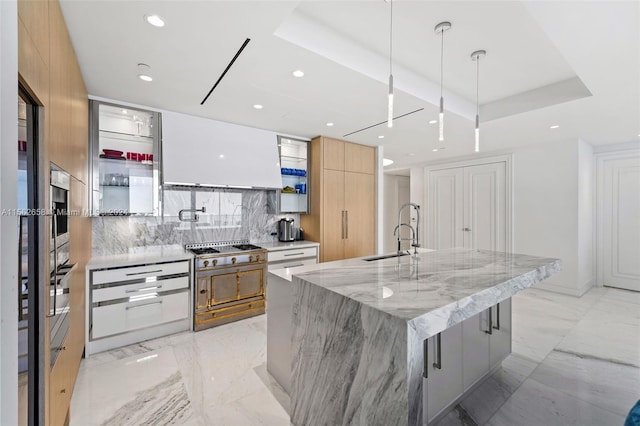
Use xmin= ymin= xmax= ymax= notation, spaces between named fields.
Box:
xmin=383 ymin=174 xmax=410 ymax=253
xmin=577 ymin=139 xmax=595 ymax=289
xmin=0 ymin=0 xmax=19 ymax=424
xmin=512 ymin=138 xmax=595 ymax=296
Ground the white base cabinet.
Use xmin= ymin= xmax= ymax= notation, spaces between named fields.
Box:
xmin=423 ymin=298 xmax=512 ymax=424
xmin=87 ymin=259 xmax=191 ymax=355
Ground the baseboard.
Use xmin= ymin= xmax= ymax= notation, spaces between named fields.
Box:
xmin=534 ymin=278 xmax=595 ymax=297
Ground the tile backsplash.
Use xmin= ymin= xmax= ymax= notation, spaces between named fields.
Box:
xmin=92 ymin=188 xmax=301 ymax=255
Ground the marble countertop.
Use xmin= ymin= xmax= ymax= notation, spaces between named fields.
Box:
xmin=258 ymin=240 xmax=320 ymax=251
xmin=87 ymin=245 xmax=194 ymax=269
xmin=293 ymin=248 xmax=560 ymax=336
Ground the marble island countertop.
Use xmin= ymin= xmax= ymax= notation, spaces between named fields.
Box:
xmin=293 ymin=248 xmax=561 ymax=338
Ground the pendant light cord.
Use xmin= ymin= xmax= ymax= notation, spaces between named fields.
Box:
xmin=440 ymin=29 xmax=444 ymax=98
xmin=476 ymin=56 xmax=480 ymax=115
xmin=389 ymin=0 xmax=393 ymax=75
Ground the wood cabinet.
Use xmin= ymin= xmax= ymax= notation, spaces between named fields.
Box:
xmin=301 ymin=136 xmax=376 ymax=262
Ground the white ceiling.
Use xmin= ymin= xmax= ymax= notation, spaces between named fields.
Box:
xmin=60 ymin=0 xmax=640 ymax=171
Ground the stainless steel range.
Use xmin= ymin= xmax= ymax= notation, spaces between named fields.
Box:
xmin=186 ymin=241 xmax=267 ymax=331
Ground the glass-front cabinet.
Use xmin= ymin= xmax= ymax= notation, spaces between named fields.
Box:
xmin=89 ymin=101 xmax=161 ymax=215
xmin=278 ymin=136 xmax=309 ymax=214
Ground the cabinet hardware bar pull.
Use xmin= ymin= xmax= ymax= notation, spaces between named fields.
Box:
xmin=423 ymin=339 xmax=428 ymax=378
xmin=485 ymin=306 xmax=493 ymax=335
xmin=284 ymin=264 xmax=304 ymax=268
xmin=433 ymin=332 xmax=442 ymax=370
xmin=345 ymin=210 xmax=349 ymax=239
xmin=283 ymin=253 xmax=305 ymax=257
xmin=493 ymin=303 xmax=500 ymax=330
xmin=126 ymin=301 xmax=163 ymax=310
xmin=341 ymin=211 xmax=346 ymax=239
xmin=125 ymin=285 xmax=162 ymax=293
xmin=126 ymin=269 xmax=163 ymax=276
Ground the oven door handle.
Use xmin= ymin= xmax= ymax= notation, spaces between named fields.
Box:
xmin=47 ymin=214 xmax=58 ymax=318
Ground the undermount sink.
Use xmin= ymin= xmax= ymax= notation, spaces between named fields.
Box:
xmin=363 ymin=253 xmax=409 ymax=262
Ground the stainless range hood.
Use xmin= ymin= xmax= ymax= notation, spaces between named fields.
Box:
xmin=161 ymin=111 xmax=281 ymax=189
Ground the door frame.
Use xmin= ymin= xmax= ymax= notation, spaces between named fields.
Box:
xmin=423 ymin=154 xmax=513 ymax=253
xmin=595 ymin=148 xmax=640 ymax=288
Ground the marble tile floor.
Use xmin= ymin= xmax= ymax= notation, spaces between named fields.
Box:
xmin=70 ymin=286 xmax=639 ymax=426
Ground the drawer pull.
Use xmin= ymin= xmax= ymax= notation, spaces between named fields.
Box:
xmin=125 ymin=285 xmax=162 ymax=293
xmin=283 ymin=252 xmax=305 ymax=257
xmin=60 ymin=389 xmax=66 ymax=394
xmin=284 ymin=264 xmax=304 ymax=268
xmin=125 ymin=269 xmax=163 ymax=276
xmin=126 ymin=301 xmax=163 ymax=310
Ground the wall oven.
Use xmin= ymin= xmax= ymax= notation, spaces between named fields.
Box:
xmin=49 ymin=164 xmax=72 ymax=367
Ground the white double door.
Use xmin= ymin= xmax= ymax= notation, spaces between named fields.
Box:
xmin=428 ymin=162 xmax=507 ymax=251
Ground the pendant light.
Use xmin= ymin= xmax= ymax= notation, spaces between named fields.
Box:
xmin=434 ymin=21 xmax=451 ymax=142
xmin=387 ymin=0 xmax=394 ymax=128
xmin=471 ymin=50 xmax=486 ymax=152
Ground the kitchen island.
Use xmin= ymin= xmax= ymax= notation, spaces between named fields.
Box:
xmin=267 ymin=248 xmax=560 ymax=425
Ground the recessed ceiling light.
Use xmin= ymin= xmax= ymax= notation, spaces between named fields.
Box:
xmin=550 ymin=125 xmax=560 ymax=129
xmin=292 ymin=70 xmax=304 ymax=78
xmin=219 ymin=154 xmax=225 ymax=159
xmin=138 ymin=74 xmax=153 ymax=82
xmin=326 ymin=122 xmax=334 ymax=127
xmin=145 ymin=14 xmax=166 ymax=28
xmin=383 ymin=158 xmax=394 ymax=166
xmin=429 ymin=120 xmax=437 ymax=124
xmin=432 ymin=148 xmax=439 ymax=152
xmin=138 ymin=63 xmax=151 ymax=70
xmin=253 ymin=104 xmax=263 ymax=109
xmin=378 ymin=135 xmax=385 ymax=139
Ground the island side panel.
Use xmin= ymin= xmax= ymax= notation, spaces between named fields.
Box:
xmin=292 ymin=277 xmax=409 ymax=426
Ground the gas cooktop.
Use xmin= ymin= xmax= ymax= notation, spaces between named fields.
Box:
xmin=186 ymin=241 xmax=264 ymax=256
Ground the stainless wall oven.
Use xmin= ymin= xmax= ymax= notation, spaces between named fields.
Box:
xmin=49 ymin=164 xmax=72 ymax=366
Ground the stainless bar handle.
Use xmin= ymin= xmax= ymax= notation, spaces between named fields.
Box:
xmin=283 ymin=264 xmax=304 ymax=268
xmin=432 ymin=332 xmax=442 ymax=370
xmin=125 ymin=285 xmax=162 ymax=293
xmin=126 ymin=300 xmax=163 ymax=310
xmin=345 ymin=210 xmax=349 ymax=239
xmin=494 ymin=303 xmax=500 ymax=330
xmin=423 ymin=339 xmax=428 ymax=379
xmin=50 ymin=215 xmax=59 ymax=317
xmin=125 ymin=269 xmax=162 ymax=276
xmin=283 ymin=252 xmax=305 ymax=257
xmin=463 ymin=227 xmax=471 ymax=232
xmin=485 ymin=306 xmax=493 ymax=335
xmin=341 ymin=211 xmax=346 ymax=239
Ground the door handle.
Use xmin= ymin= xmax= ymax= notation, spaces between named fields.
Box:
xmin=432 ymin=332 xmax=442 ymax=370
xmin=125 ymin=269 xmax=162 ymax=276
xmin=126 ymin=300 xmax=162 ymax=310
xmin=493 ymin=303 xmax=500 ymax=330
xmin=485 ymin=306 xmax=493 ymax=335
xmin=345 ymin=210 xmax=349 ymax=239
xmin=283 ymin=252 xmax=305 ymax=257
xmin=463 ymin=227 xmax=471 ymax=232
xmin=125 ymin=285 xmax=162 ymax=293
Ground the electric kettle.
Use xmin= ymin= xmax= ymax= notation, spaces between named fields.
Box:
xmin=278 ymin=218 xmax=295 ymax=242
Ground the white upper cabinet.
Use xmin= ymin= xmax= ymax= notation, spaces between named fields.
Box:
xmin=162 ymin=111 xmax=281 ymax=189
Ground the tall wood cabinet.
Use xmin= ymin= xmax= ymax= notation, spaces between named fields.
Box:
xmin=301 ymin=136 xmax=376 ymax=262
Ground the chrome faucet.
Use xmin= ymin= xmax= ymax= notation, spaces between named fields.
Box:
xmin=394 ymin=223 xmax=416 ymax=255
xmin=397 ymin=203 xmax=421 ymax=254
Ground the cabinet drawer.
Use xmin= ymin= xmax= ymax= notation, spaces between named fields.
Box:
xmin=93 ymin=276 xmax=189 ymax=303
xmin=268 ymin=247 xmax=317 ymax=263
xmin=268 ymin=257 xmax=318 ymax=272
xmin=92 ymin=260 xmax=190 ymax=285
xmin=92 ymin=291 xmax=188 ymax=339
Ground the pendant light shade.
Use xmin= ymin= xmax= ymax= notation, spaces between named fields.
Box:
xmin=434 ymin=21 xmax=451 ymax=142
xmin=471 ymin=50 xmax=486 ymax=153
xmin=387 ymin=0 xmax=394 ymax=128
